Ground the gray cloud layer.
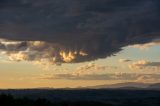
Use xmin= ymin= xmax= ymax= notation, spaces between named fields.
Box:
xmin=0 ymin=0 xmax=160 ymax=63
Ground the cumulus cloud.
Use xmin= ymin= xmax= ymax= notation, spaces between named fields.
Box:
xmin=0 ymin=39 xmax=89 ymax=65
xmin=0 ymin=0 xmax=160 ymax=64
xmin=129 ymin=60 xmax=160 ymax=70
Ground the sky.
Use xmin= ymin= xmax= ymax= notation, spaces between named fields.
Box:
xmin=0 ymin=0 xmax=160 ymax=88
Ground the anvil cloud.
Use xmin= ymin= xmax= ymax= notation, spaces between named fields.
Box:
xmin=0 ymin=0 xmax=160 ymax=64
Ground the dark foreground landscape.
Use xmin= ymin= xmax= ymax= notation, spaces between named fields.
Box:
xmin=0 ymin=89 xmax=160 ymax=106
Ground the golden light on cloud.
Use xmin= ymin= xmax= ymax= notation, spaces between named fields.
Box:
xmin=128 ymin=60 xmax=149 ymax=70
xmin=0 ymin=0 xmax=160 ymax=91
xmin=0 ymin=39 xmax=89 ymax=66
xmin=59 ymin=51 xmax=76 ymax=62
xmin=79 ymin=51 xmax=88 ymax=56
xmin=9 ymin=52 xmax=28 ymax=62
xmin=59 ymin=50 xmax=88 ymax=62
xmin=0 ymin=39 xmax=22 ymax=45
xmin=28 ymin=41 xmax=46 ymax=48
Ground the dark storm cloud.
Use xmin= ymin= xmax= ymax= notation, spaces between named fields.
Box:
xmin=0 ymin=0 xmax=160 ymax=63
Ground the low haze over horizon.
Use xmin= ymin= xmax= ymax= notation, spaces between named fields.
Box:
xmin=0 ymin=0 xmax=160 ymax=89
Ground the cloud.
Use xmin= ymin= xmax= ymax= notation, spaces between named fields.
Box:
xmin=72 ymin=63 xmax=117 ymax=75
xmin=128 ymin=60 xmax=149 ymax=70
xmin=129 ymin=60 xmax=160 ymax=70
xmin=0 ymin=0 xmax=160 ymax=64
xmin=119 ymin=59 xmax=131 ymax=63
xmin=135 ymin=75 xmax=159 ymax=83
xmin=39 ymin=73 xmax=160 ymax=82
xmin=0 ymin=39 xmax=89 ymax=65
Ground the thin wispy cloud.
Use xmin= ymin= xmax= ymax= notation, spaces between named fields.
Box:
xmin=119 ymin=59 xmax=132 ymax=63
xmin=38 ymin=73 xmax=160 ymax=83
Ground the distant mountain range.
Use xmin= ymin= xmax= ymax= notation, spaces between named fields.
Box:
xmin=148 ymin=83 xmax=160 ymax=89
xmin=37 ymin=82 xmax=160 ymax=90
xmin=0 ymin=83 xmax=159 ymax=103
xmin=85 ymin=82 xmax=160 ymax=90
